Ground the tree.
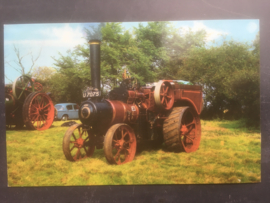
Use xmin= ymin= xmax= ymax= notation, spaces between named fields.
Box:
xmin=5 ymin=45 xmax=41 ymax=76
xmin=133 ymin=21 xmax=170 ymax=82
xmin=178 ymin=39 xmax=260 ymax=125
xmin=32 ymin=66 xmax=56 ymax=81
xmin=49 ymin=22 xmax=209 ymax=103
xmin=31 ymin=66 xmax=56 ymax=93
xmin=49 ymin=50 xmax=91 ymax=103
xmin=160 ymin=27 xmax=207 ymax=80
xmin=133 ymin=22 xmax=207 ymax=81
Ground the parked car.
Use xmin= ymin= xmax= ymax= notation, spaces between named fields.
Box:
xmin=54 ymin=103 xmax=79 ymax=120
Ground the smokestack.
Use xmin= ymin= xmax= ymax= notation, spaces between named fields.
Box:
xmin=89 ymin=40 xmax=101 ymax=91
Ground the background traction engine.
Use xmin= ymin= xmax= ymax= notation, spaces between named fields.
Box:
xmin=63 ymin=40 xmax=203 ymax=165
xmin=5 ymin=75 xmax=54 ymax=130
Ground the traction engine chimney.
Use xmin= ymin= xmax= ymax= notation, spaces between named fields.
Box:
xmin=89 ymin=40 xmax=101 ymax=100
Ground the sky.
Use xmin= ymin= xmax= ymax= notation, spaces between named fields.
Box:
xmin=4 ymin=19 xmax=259 ymax=84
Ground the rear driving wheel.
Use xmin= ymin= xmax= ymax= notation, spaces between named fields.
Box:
xmin=163 ymin=107 xmax=201 ymax=152
xmin=104 ymin=123 xmax=136 ymax=165
xmin=63 ymin=124 xmax=95 ymax=161
xmin=23 ymin=92 xmax=54 ymax=130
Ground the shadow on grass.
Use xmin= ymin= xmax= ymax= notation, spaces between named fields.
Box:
xmin=136 ymin=140 xmax=165 ymax=155
xmin=5 ymin=126 xmax=29 ymax=131
xmin=92 ymin=149 xmax=105 ymax=159
xmin=91 ymin=141 xmax=166 ymax=158
xmin=5 ymin=124 xmax=59 ymax=131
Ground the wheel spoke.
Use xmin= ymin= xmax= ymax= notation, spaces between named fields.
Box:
xmin=183 ymin=126 xmax=194 ymax=135
xmin=123 ymin=132 xmax=128 ymax=139
xmin=160 ymin=86 xmax=164 ymax=93
xmin=40 ymin=118 xmax=44 ymax=126
xmin=114 ymin=149 xmax=121 ymax=161
xmin=39 ymin=98 xmax=44 ymax=108
xmin=83 ymin=146 xmax=88 ymax=154
xmin=183 ymin=134 xmax=194 ymax=142
xmin=70 ymin=145 xmax=75 ymax=152
xmin=181 ymin=127 xmax=195 ymax=142
xmin=121 ymin=128 xmax=125 ymax=139
xmin=186 ymin=121 xmax=195 ymax=127
xmin=84 ymin=137 xmax=89 ymax=142
xmin=17 ymin=89 xmax=25 ymax=100
xmin=34 ymin=97 xmax=40 ymax=108
xmin=73 ymin=148 xmax=81 ymax=160
xmin=162 ymin=86 xmax=166 ymax=93
xmin=123 ymin=148 xmax=130 ymax=159
xmin=33 ymin=114 xmax=39 ymax=122
xmin=40 ymin=115 xmax=47 ymax=125
xmin=31 ymin=103 xmax=39 ymax=109
xmin=29 ymin=112 xmax=39 ymax=115
xmin=161 ymin=96 xmax=165 ymax=104
xmin=42 ymin=103 xmax=51 ymax=109
xmin=124 ymin=139 xmax=133 ymax=145
xmin=164 ymin=97 xmax=168 ymax=106
xmin=164 ymin=86 xmax=169 ymax=94
xmin=72 ymin=133 xmax=77 ymax=141
xmin=78 ymin=127 xmax=82 ymax=138
xmin=43 ymin=112 xmax=49 ymax=117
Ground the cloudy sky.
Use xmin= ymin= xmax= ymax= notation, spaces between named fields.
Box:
xmin=4 ymin=19 xmax=259 ymax=83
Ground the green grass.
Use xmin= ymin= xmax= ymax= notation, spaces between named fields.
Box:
xmin=6 ymin=120 xmax=261 ymax=186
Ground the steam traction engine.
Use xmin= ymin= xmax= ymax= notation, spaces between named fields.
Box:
xmin=63 ymin=40 xmax=203 ymax=165
xmin=5 ymin=75 xmax=54 ymax=130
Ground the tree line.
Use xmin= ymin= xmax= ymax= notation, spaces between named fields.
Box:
xmin=13 ymin=22 xmax=261 ymax=126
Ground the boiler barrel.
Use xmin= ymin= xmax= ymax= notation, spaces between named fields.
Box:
xmin=79 ymin=100 xmax=139 ymax=130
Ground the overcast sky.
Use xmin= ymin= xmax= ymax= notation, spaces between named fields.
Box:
xmin=4 ymin=19 xmax=259 ymax=84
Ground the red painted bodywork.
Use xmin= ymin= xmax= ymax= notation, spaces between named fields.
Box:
xmin=116 ymin=81 xmax=203 ymax=116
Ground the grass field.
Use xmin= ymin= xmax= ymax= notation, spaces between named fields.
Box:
xmin=6 ymin=120 xmax=261 ymax=186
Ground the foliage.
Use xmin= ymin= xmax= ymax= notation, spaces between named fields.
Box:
xmin=32 ymin=66 xmax=56 ymax=81
xmin=6 ymin=120 xmax=260 ymax=186
xmin=46 ymin=22 xmax=259 ymax=125
xmin=31 ymin=66 xmax=56 ymax=93
xmin=49 ymin=50 xmax=91 ymax=103
xmin=161 ymin=27 xmax=207 ymax=79
xmin=178 ymin=39 xmax=260 ymax=125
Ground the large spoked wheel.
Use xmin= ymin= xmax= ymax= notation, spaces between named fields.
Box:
xmin=163 ymin=107 xmax=201 ymax=153
xmin=154 ymin=80 xmax=174 ymax=110
xmin=104 ymin=123 xmax=137 ymax=165
xmin=22 ymin=92 xmax=54 ymax=130
xmin=12 ymin=75 xmax=34 ymax=101
xmin=63 ymin=124 xmax=95 ymax=161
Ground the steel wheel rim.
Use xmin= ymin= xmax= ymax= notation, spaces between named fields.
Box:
xmin=179 ymin=108 xmax=201 ymax=152
xmin=28 ymin=93 xmax=54 ymax=130
xmin=112 ymin=125 xmax=136 ymax=165
xmin=67 ymin=125 xmax=95 ymax=161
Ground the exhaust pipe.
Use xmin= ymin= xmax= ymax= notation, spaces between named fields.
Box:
xmin=89 ymin=40 xmax=101 ymax=91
